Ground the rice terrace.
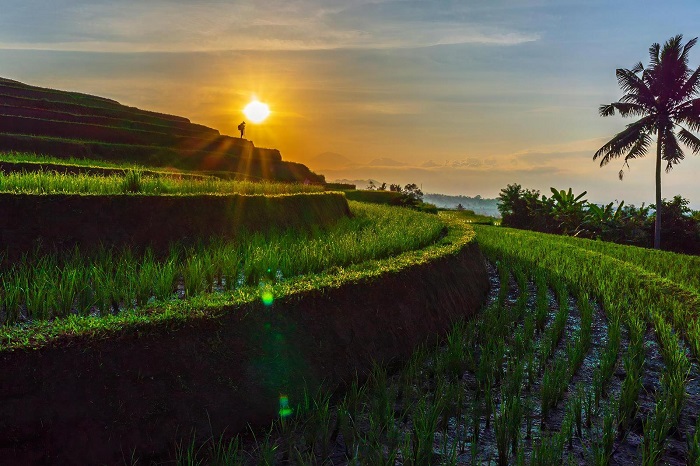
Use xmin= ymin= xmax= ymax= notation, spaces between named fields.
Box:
xmin=1 ymin=3 xmax=700 ymax=465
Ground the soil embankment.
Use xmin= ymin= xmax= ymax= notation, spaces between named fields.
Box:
xmin=0 ymin=192 xmax=350 ymax=261
xmin=0 ymin=242 xmax=489 ymax=465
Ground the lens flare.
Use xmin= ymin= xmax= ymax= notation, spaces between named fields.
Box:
xmin=262 ymin=290 xmax=274 ymax=306
xmin=279 ymin=394 xmax=293 ymax=418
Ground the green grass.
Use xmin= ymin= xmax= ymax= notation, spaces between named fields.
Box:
xmin=454 ymin=209 xmax=499 ymax=225
xmin=0 ymin=169 xmax=323 ymax=195
xmin=0 ymin=203 xmax=461 ymax=350
xmin=0 ymin=150 xmax=153 ymax=171
xmin=547 ymin=232 xmax=700 ymax=294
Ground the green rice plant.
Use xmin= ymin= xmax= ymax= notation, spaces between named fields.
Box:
xmin=0 ymin=169 xmax=324 ymax=195
xmin=578 ymin=294 xmax=594 ymax=353
xmin=641 ymin=402 xmax=672 ymax=466
xmin=597 ymin=316 xmax=621 ymax=392
xmin=404 ymin=394 xmax=441 ymax=466
xmin=368 ymin=363 xmax=395 ymax=436
xmin=252 ymin=428 xmax=278 ymax=466
xmin=529 ymin=434 xmax=564 ymax=466
xmin=560 ymin=407 xmax=574 ymax=451
xmin=440 ymin=431 xmax=459 ymax=466
xmin=688 ymin=414 xmax=700 ymax=466
xmin=534 ymin=271 xmax=549 ymax=332
xmin=291 ymin=446 xmax=316 ymax=465
xmin=494 ymin=393 xmax=523 ymax=465
xmin=153 ymin=256 xmax=178 ymax=301
xmin=359 ymin=428 xmax=398 ymax=466
xmin=541 ymin=356 xmax=569 ymax=421
xmin=1 ymin=274 xmax=22 ymax=324
xmin=175 ymin=435 xmax=205 ymax=466
xmin=472 ymin=395 xmax=482 ymax=444
xmin=569 ymin=384 xmax=584 ymax=438
xmin=301 ymin=388 xmax=335 ymax=459
xmin=438 ymin=320 xmax=469 ymax=380
xmin=618 ymin=317 xmax=644 ymax=432
xmin=120 ymin=169 xmax=143 ymax=193
xmin=112 ymin=250 xmax=136 ymax=310
xmin=484 ymin=378 xmax=494 ymax=431
xmin=652 ymin=314 xmax=691 ymax=429
xmin=538 ymin=290 xmax=569 ymax=372
xmin=134 ymin=251 xmax=158 ymax=306
xmin=583 ymin=387 xmax=595 ymax=429
xmin=496 ymin=260 xmax=511 ymax=308
xmin=589 ymin=403 xmax=616 ymax=466
xmin=210 ymin=434 xmax=244 ymax=466
xmin=336 ymin=397 xmax=359 ymax=460
xmin=183 ymin=255 xmax=209 ymax=298
xmin=22 ymin=265 xmax=54 ymax=321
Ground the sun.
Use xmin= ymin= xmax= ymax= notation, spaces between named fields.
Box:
xmin=243 ymin=99 xmax=270 ymax=123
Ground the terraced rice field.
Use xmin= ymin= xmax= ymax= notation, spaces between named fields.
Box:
xmin=180 ymin=221 xmax=700 ymax=465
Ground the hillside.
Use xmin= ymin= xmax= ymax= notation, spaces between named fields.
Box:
xmin=0 ymin=77 xmax=323 ymax=183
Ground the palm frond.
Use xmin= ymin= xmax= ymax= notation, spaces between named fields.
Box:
xmin=676 ymin=66 xmax=700 ymax=102
xmin=631 ymin=62 xmax=645 ymax=74
xmin=615 ymin=68 xmax=656 ymax=107
xmin=624 ymin=131 xmax=653 ymax=161
xmin=681 ymin=37 xmax=698 ymax=65
xmin=598 ymin=102 xmax=647 ymax=117
xmin=662 ymin=129 xmax=685 ymax=170
xmin=677 ymin=127 xmax=700 ymax=154
xmin=676 ymin=98 xmax=700 ymax=131
xmin=594 ymin=116 xmax=655 ymax=166
xmin=649 ymin=42 xmax=661 ymax=67
xmin=599 ymin=104 xmax=615 ymax=117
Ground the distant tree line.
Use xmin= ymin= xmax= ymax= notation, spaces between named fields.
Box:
xmin=498 ymin=183 xmax=700 ymax=255
xmin=365 ymin=181 xmax=437 ymax=213
xmin=422 ymin=193 xmax=500 ymax=217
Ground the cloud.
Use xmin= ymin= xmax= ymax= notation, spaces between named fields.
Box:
xmin=0 ymin=0 xmax=539 ymax=52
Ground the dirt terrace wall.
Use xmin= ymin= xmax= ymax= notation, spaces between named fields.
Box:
xmin=0 ymin=192 xmax=350 ymax=260
xmin=0 ymin=241 xmax=489 ymax=465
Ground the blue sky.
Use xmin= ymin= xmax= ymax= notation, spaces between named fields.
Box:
xmin=1 ymin=0 xmax=699 ymax=205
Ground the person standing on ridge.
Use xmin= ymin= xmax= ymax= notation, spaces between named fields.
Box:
xmin=238 ymin=121 xmax=246 ymax=138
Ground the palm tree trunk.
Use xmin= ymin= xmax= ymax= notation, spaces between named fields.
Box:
xmin=654 ymin=137 xmax=662 ymax=249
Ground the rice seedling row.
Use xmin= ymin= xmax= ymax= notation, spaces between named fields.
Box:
xmin=542 ymin=233 xmax=700 ymax=294
xmin=474 ymin=224 xmax=700 ymax=464
xmin=0 ymin=169 xmax=323 ymax=195
xmin=149 ymin=218 xmax=700 ymax=466
xmin=0 ymin=202 xmax=444 ymax=327
xmin=164 ymin=258 xmax=627 ymax=465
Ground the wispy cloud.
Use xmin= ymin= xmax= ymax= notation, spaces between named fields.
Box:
xmin=0 ymin=0 xmax=539 ymax=52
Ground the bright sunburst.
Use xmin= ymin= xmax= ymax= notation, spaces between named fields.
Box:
xmin=243 ymin=99 xmax=270 ymax=123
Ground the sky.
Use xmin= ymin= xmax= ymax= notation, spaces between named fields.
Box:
xmin=1 ymin=0 xmax=699 ymax=206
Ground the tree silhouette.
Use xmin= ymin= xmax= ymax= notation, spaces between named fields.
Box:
xmin=594 ymin=35 xmax=700 ymax=249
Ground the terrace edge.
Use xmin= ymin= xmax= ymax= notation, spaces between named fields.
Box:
xmin=0 ymin=233 xmax=489 ymax=464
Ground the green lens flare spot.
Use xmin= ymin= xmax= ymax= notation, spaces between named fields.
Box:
xmin=279 ymin=394 xmax=293 ymax=418
xmin=262 ymin=291 xmax=274 ymax=306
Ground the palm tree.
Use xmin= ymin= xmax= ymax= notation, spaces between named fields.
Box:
xmin=594 ymin=35 xmax=700 ymax=249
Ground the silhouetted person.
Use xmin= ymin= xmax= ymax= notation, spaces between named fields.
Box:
xmin=238 ymin=121 xmax=246 ymax=138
